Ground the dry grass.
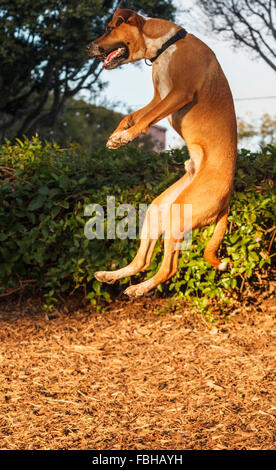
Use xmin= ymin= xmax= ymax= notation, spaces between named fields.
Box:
xmin=0 ymin=293 xmax=275 ymax=450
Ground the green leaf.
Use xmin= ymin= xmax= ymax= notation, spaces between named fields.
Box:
xmin=27 ymin=195 xmax=44 ymax=211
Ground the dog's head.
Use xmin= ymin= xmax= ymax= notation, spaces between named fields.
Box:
xmin=87 ymin=9 xmax=146 ymax=69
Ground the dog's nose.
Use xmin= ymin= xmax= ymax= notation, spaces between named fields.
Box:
xmin=86 ymin=44 xmax=94 ymax=57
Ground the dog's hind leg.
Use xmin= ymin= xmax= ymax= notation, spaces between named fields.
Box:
xmin=123 ymin=178 xmax=229 ymax=297
xmin=94 ymin=172 xmax=191 ymax=284
xmin=94 ymin=238 xmax=160 ymax=284
xmin=124 ymin=232 xmax=181 ymax=297
xmin=123 ymin=198 xmax=192 ymax=297
xmin=94 ymin=202 xmax=162 ymax=284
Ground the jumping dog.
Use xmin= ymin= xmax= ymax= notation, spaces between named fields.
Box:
xmin=87 ymin=9 xmax=237 ymax=297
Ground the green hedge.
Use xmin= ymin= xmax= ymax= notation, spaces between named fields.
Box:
xmin=0 ymin=137 xmax=275 ymax=313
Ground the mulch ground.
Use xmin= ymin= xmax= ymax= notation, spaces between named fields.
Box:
xmin=0 ymin=292 xmax=275 ymax=450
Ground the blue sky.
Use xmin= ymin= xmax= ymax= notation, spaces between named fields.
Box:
xmin=86 ymin=0 xmax=276 ymax=149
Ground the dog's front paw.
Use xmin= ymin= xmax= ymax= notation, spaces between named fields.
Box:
xmin=106 ymin=133 xmax=121 ymax=149
xmin=106 ymin=130 xmax=132 ymax=149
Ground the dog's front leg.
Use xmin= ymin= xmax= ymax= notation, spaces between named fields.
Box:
xmin=107 ymin=96 xmax=160 ymax=149
xmin=107 ymin=91 xmax=194 ymax=149
xmin=112 ymin=114 xmax=135 ymax=133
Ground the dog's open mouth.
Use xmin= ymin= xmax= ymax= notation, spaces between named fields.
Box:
xmin=96 ymin=44 xmax=129 ymax=70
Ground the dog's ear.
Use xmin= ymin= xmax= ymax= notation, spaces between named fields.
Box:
xmin=113 ymin=9 xmax=145 ymax=30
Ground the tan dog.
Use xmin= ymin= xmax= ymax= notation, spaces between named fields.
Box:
xmin=87 ymin=9 xmax=237 ymax=297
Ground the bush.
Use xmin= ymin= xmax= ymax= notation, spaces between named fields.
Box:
xmin=0 ymin=137 xmax=275 ymax=314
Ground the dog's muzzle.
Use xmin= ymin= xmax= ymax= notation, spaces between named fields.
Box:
xmin=86 ymin=42 xmax=105 ymax=59
xmin=86 ymin=41 xmax=129 ymax=70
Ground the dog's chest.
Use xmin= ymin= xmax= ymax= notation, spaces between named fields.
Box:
xmin=152 ymin=45 xmax=176 ymax=100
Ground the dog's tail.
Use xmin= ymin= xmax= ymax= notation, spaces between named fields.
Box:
xmin=204 ymin=209 xmax=228 ymax=270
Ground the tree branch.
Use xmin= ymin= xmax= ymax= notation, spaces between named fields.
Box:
xmin=197 ymin=0 xmax=276 ymax=72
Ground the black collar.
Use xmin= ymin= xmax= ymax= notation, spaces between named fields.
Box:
xmin=146 ymin=28 xmax=187 ymax=65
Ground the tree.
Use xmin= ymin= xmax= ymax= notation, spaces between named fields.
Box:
xmin=40 ymin=97 xmax=124 ymax=151
xmin=38 ymin=97 xmax=157 ymax=151
xmin=196 ymin=0 xmax=276 ymax=72
xmin=237 ymin=113 xmax=276 ymax=146
xmin=0 ymin=0 xmax=175 ymax=141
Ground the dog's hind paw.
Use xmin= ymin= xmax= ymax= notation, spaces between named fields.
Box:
xmin=124 ymin=285 xmax=144 ymax=297
xmin=124 ymin=279 xmax=153 ymax=297
xmin=94 ymin=271 xmax=116 ymax=284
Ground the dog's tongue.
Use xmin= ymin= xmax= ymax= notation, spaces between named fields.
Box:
xmin=102 ymin=48 xmax=122 ymax=68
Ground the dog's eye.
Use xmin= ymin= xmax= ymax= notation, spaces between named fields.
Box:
xmin=116 ymin=18 xmax=123 ymax=27
xmin=105 ymin=26 xmax=113 ymax=35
